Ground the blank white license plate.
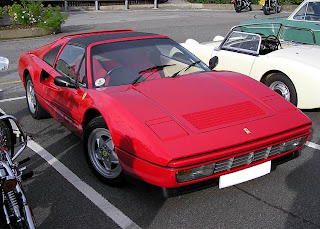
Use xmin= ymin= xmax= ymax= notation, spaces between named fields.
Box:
xmin=219 ymin=161 xmax=271 ymax=189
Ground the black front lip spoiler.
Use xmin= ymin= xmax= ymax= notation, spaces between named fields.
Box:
xmin=162 ymin=150 xmax=300 ymax=198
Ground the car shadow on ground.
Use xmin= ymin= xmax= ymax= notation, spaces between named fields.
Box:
xmin=285 ymin=148 xmax=320 ymax=228
xmin=26 ymin=121 xmax=222 ymax=228
xmin=284 ymin=117 xmax=320 ymax=227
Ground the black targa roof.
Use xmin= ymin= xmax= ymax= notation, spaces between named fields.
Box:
xmin=67 ymin=31 xmax=164 ymax=48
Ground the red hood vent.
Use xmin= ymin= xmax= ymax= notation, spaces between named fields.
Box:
xmin=182 ymin=101 xmax=267 ymax=130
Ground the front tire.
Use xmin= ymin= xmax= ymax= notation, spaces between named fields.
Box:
xmin=84 ymin=116 xmax=125 ymax=186
xmin=234 ymin=4 xmax=242 ymax=12
xmin=26 ymin=75 xmax=49 ymax=119
xmin=263 ymin=5 xmax=271 ymax=15
xmin=277 ymin=5 xmax=282 ymax=13
xmin=265 ymin=73 xmax=298 ymax=106
xmin=0 ymin=118 xmax=14 ymax=157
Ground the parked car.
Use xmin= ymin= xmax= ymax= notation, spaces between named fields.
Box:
xmin=241 ymin=0 xmax=320 ymax=44
xmin=181 ymin=24 xmax=320 ymax=109
xmin=19 ymin=30 xmax=311 ymax=193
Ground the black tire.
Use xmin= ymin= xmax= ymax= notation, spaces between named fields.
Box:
xmin=263 ymin=5 xmax=271 ymax=15
xmin=234 ymin=4 xmax=242 ymax=13
xmin=265 ymin=73 xmax=298 ymax=106
xmin=25 ymin=75 xmax=49 ymax=119
xmin=277 ymin=5 xmax=282 ymax=13
xmin=84 ymin=116 xmax=126 ymax=186
xmin=0 ymin=118 xmax=14 ymax=157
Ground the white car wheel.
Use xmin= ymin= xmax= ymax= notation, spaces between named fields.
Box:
xmin=265 ymin=73 xmax=297 ymax=106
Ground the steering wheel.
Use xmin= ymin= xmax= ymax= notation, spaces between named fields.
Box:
xmin=104 ymin=66 xmax=131 ymax=79
xmin=103 ymin=66 xmax=140 ymax=86
xmin=266 ymin=35 xmax=281 ymax=50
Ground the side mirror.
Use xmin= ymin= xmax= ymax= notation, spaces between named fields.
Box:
xmin=54 ymin=76 xmax=77 ymax=89
xmin=0 ymin=57 xmax=9 ymax=71
xmin=209 ymin=56 xmax=219 ymax=70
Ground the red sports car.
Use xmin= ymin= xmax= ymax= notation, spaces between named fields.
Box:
xmin=18 ymin=30 xmax=311 ymax=191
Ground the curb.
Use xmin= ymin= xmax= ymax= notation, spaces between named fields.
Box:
xmin=66 ymin=3 xmax=297 ymax=11
xmin=0 ymin=27 xmax=57 ymax=39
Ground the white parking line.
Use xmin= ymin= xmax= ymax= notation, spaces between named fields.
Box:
xmin=0 ymin=96 xmax=26 ymax=103
xmin=27 ymin=140 xmax=141 ymax=229
xmin=306 ymin=141 xmax=320 ymax=151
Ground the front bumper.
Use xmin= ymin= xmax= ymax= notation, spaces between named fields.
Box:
xmin=116 ymin=126 xmax=310 ymax=189
xmin=163 ymin=150 xmax=300 ymax=197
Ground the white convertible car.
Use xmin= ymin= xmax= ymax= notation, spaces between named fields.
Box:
xmin=181 ymin=23 xmax=320 ymax=109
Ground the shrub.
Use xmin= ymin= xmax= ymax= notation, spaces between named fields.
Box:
xmin=279 ymin=0 xmax=292 ymax=5
xmin=38 ymin=5 xmax=67 ymax=30
xmin=0 ymin=7 xmax=4 ymax=20
xmin=3 ymin=0 xmax=67 ymax=29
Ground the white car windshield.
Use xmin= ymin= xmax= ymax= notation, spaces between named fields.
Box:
xmin=293 ymin=1 xmax=320 ymax=21
xmin=222 ymin=31 xmax=261 ymax=55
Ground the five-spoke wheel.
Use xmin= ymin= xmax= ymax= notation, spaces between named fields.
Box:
xmin=26 ymin=75 xmax=49 ymax=119
xmin=84 ymin=116 xmax=125 ymax=185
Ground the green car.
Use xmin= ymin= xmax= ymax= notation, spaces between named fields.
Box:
xmin=241 ymin=0 xmax=320 ymax=45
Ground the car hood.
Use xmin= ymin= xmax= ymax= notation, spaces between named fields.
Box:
xmin=269 ymin=45 xmax=320 ymax=68
xmin=98 ymin=71 xmax=310 ymax=166
xmin=134 ymin=72 xmax=275 ymax=133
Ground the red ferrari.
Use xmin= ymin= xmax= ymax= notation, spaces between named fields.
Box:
xmin=18 ymin=30 xmax=311 ymax=191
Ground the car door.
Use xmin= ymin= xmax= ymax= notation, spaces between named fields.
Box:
xmin=214 ymin=50 xmax=257 ymax=76
xmin=43 ymin=44 xmax=87 ymax=133
xmin=213 ymin=31 xmax=260 ymax=76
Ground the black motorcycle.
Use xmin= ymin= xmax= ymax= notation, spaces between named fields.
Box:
xmin=0 ymin=58 xmax=36 ymax=229
xmin=262 ymin=0 xmax=282 ymax=15
xmin=0 ymin=115 xmax=35 ymax=229
xmin=232 ymin=0 xmax=252 ymax=13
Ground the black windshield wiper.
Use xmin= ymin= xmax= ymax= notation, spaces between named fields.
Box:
xmin=132 ymin=64 xmax=175 ymax=85
xmin=170 ymin=60 xmax=201 ymax=78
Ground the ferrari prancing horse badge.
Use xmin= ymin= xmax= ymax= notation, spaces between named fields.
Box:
xmin=243 ymin=128 xmax=251 ymax=134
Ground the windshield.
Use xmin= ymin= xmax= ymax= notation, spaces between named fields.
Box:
xmin=222 ymin=31 xmax=262 ymax=55
xmin=239 ymin=23 xmax=316 ymax=45
xmin=240 ymin=23 xmax=281 ymax=37
xmin=293 ymin=1 xmax=320 ymax=21
xmin=90 ymin=38 xmax=209 ymax=87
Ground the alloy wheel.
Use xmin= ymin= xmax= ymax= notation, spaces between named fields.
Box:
xmin=87 ymin=128 xmax=122 ymax=179
xmin=26 ymin=80 xmax=36 ymax=114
